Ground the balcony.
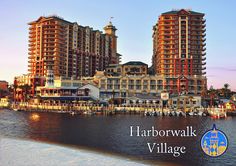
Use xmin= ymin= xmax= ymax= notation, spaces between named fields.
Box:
xmin=202 ymin=67 xmax=206 ymax=70
xmin=29 ymin=30 xmax=36 ymax=35
xmin=202 ymin=52 xmax=206 ymax=56
xmin=28 ymin=59 xmax=34 ymax=63
xmin=28 ymin=55 xmax=35 ymax=59
xmin=28 ymin=43 xmax=35 ymax=47
xmin=28 ymin=47 xmax=34 ymax=51
xmin=29 ymin=26 xmax=35 ymax=30
xmin=29 ymin=34 xmax=36 ymax=38
xmin=28 ymin=64 xmax=33 ymax=67
xmin=28 ymin=51 xmax=34 ymax=55
xmin=29 ymin=38 xmax=36 ymax=42
xmin=202 ymin=72 xmax=206 ymax=75
xmin=202 ymin=62 xmax=206 ymax=66
xmin=202 ymin=57 xmax=206 ymax=61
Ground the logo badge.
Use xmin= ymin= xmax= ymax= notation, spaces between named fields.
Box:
xmin=201 ymin=124 xmax=228 ymax=157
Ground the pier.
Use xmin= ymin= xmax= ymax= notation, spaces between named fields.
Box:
xmin=1 ymin=101 xmax=232 ymax=118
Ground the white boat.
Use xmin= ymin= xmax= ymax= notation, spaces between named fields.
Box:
xmin=189 ymin=112 xmax=194 ymax=116
xmin=175 ymin=111 xmax=179 ymax=116
xmin=209 ymin=110 xmax=227 ymax=119
xmin=70 ymin=111 xmax=75 ymax=115
xmin=13 ymin=108 xmax=18 ymax=111
xmin=198 ymin=111 xmax=203 ymax=116
xmin=13 ymin=108 xmax=21 ymax=112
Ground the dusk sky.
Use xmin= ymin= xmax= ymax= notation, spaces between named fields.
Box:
xmin=0 ymin=0 xmax=236 ymax=90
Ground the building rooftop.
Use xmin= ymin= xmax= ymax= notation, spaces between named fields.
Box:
xmin=162 ymin=9 xmax=204 ymax=15
xmin=28 ymin=15 xmax=73 ymax=25
xmin=122 ymin=61 xmax=148 ymax=66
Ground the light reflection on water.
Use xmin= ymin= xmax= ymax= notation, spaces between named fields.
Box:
xmin=0 ymin=109 xmax=236 ymax=166
xmin=30 ymin=113 xmax=40 ymax=122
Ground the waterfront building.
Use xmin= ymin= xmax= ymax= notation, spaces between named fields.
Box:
xmin=0 ymin=97 xmax=10 ymax=107
xmin=14 ymin=74 xmax=45 ymax=102
xmin=28 ymin=15 xmax=121 ymax=78
xmin=124 ymin=94 xmax=201 ymax=108
xmin=92 ymin=68 xmax=205 ymax=101
xmin=0 ymin=80 xmax=9 ymax=98
xmin=169 ymin=95 xmax=201 ymax=108
xmin=231 ymin=94 xmax=236 ymax=102
xmin=152 ymin=9 xmax=207 ymax=94
xmin=0 ymin=80 xmax=8 ymax=91
xmin=106 ymin=61 xmax=148 ymax=76
xmin=35 ymin=71 xmax=99 ymax=103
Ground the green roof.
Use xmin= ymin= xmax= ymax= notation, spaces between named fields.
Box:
xmin=162 ymin=9 xmax=204 ymax=15
xmin=123 ymin=61 xmax=147 ymax=66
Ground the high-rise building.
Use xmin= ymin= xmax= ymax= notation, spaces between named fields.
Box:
xmin=28 ymin=15 xmax=120 ymax=78
xmin=152 ymin=9 xmax=207 ymax=94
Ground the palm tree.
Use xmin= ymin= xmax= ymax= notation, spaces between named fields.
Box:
xmin=224 ymin=83 xmax=229 ymax=90
xmin=224 ymin=83 xmax=230 ymax=98
xmin=220 ymin=83 xmax=231 ymax=98
xmin=208 ymin=85 xmax=217 ymax=107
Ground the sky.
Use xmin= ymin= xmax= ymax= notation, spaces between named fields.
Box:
xmin=0 ymin=0 xmax=236 ymax=90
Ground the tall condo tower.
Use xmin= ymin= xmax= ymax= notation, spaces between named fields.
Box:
xmin=152 ymin=9 xmax=207 ymax=94
xmin=28 ymin=15 xmax=121 ymax=78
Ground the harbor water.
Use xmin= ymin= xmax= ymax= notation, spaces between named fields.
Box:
xmin=0 ymin=109 xmax=236 ymax=166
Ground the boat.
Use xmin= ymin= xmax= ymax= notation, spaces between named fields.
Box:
xmin=69 ymin=111 xmax=76 ymax=115
xmin=144 ymin=111 xmax=151 ymax=116
xmin=179 ymin=111 xmax=186 ymax=116
xmin=83 ymin=110 xmax=94 ymax=115
xmin=209 ymin=110 xmax=227 ymax=119
xmin=188 ymin=112 xmax=194 ymax=116
xmin=13 ymin=108 xmax=22 ymax=112
xmin=226 ymin=111 xmax=236 ymax=116
xmin=198 ymin=111 xmax=204 ymax=116
xmin=13 ymin=108 xmax=18 ymax=111
xmin=153 ymin=111 xmax=158 ymax=116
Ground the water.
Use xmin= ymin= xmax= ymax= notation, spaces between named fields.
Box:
xmin=0 ymin=109 xmax=236 ymax=166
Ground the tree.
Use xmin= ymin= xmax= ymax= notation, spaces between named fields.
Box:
xmin=222 ymin=83 xmax=231 ymax=98
xmin=208 ymin=85 xmax=217 ymax=107
xmin=224 ymin=83 xmax=229 ymax=90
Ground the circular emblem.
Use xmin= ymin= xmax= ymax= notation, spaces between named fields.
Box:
xmin=201 ymin=124 xmax=228 ymax=157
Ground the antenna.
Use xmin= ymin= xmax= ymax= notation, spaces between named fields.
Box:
xmin=109 ymin=17 xmax=114 ymax=23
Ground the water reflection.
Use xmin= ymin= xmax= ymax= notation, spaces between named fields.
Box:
xmin=0 ymin=109 xmax=236 ymax=166
xmin=30 ymin=113 xmax=40 ymax=122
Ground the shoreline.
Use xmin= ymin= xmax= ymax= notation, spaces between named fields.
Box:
xmin=1 ymin=104 xmax=236 ymax=117
xmin=0 ymin=100 xmax=235 ymax=117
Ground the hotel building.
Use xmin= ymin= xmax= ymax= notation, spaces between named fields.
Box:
xmin=152 ymin=9 xmax=207 ymax=94
xmin=28 ymin=15 xmax=120 ymax=78
xmin=105 ymin=61 xmax=148 ymax=76
xmin=73 ymin=61 xmax=203 ymax=101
